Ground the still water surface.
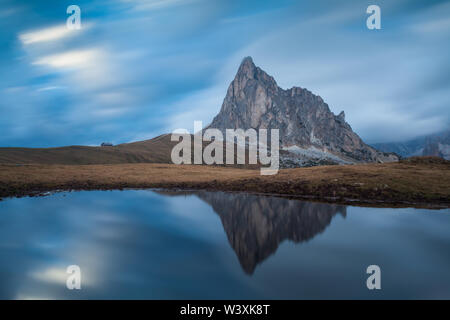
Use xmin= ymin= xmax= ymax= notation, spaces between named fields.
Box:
xmin=0 ymin=190 xmax=449 ymax=299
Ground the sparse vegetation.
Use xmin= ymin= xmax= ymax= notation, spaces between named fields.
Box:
xmin=0 ymin=157 xmax=449 ymax=208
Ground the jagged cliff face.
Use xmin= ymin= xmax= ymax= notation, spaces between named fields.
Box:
xmin=208 ymin=57 xmax=398 ymax=164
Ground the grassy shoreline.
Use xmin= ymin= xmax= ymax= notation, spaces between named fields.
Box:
xmin=0 ymin=158 xmax=449 ymax=208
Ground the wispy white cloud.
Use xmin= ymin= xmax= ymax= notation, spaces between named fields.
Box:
xmin=36 ymin=86 xmax=66 ymax=92
xmin=32 ymin=49 xmax=101 ymax=69
xmin=31 ymin=48 xmax=122 ymax=92
xmin=30 ymin=267 xmax=68 ymax=285
xmin=19 ymin=24 xmax=90 ymax=45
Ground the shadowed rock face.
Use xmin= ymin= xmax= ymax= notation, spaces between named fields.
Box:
xmin=207 ymin=57 xmax=397 ymax=164
xmin=195 ymin=191 xmax=347 ymax=274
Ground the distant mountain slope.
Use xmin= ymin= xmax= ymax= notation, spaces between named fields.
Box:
xmin=372 ymin=130 xmax=450 ymax=160
xmin=0 ymin=134 xmax=176 ymax=165
xmin=207 ymin=57 xmax=397 ymax=165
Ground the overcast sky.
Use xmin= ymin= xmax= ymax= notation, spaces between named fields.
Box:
xmin=1 ymin=0 xmax=449 ymax=147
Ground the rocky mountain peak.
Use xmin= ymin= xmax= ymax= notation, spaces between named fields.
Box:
xmin=231 ymin=57 xmax=279 ymax=96
xmin=237 ymin=56 xmax=256 ymax=78
xmin=207 ymin=57 xmax=398 ymax=165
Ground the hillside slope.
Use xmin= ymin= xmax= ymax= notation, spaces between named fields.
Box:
xmin=0 ymin=134 xmax=176 ymax=165
xmin=0 ymin=134 xmax=251 ymax=166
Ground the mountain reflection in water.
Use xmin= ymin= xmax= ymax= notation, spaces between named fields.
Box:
xmin=158 ymin=191 xmax=346 ymax=274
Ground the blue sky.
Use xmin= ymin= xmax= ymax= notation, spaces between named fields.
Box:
xmin=0 ymin=0 xmax=449 ymax=147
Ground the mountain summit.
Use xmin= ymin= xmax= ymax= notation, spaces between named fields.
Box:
xmin=208 ymin=57 xmax=398 ymax=165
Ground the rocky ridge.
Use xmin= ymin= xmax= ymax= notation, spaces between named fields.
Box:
xmin=207 ymin=57 xmax=398 ymax=167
